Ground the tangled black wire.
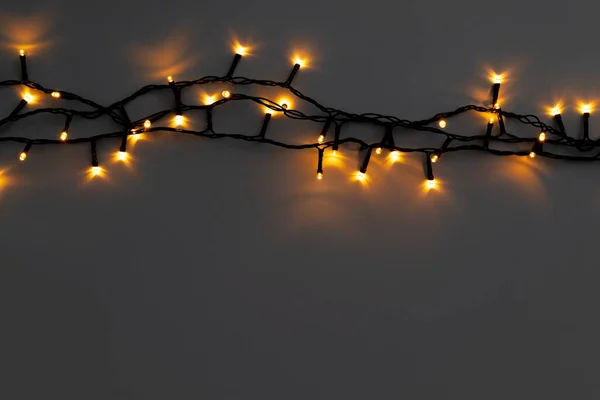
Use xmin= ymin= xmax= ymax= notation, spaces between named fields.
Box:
xmin=0 ymin=51 xmax=595 ymax=182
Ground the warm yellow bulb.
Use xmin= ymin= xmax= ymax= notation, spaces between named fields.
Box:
xmin=235 ymin=44 xmax=247 ymax=56
xmin=580 ymin=104 xmax=592 ymax=114
xmin=489 ymin=117 xmax=495 ymax=124
xmin=375 ymin=147 xmax=382 ymax=155
xmin=60 ymin=131 xmax=68 ymax=141
xmin=23 ymin=93 xmax=34 ymax=103
xmin=494 ymin=103 xmax=500 ymax=109
xmin=538 ymin=132 xmax=546 ymax=142
xmin=318 ymin=134 xmax=324 ymax=144
xmin=431 ymin=154 xmax=439 ymax=163
xmin=51 ymin=91 xmax=61 ymax=98
xmin=174 ymin=114 xmax=184 ymax=126
xmin=529 ymin=151 xmax=536 ymax=158
xmin=19 ymin=152 xmax=27 ymax=161
xmin=117 ymin=151 xmax=128 ymax=161
xmin=222 ymin=90 xmax=231 ymax=98
xmin=356 ymin=171 xmax=366 ymax=181
xmin=332 ymin=150 xmax=337 ymax=156
xmin=293 ymin=56 xmax=306 ymax=67
xmin=167 ymin=76 xmax=174 ymax=83
xmin=438 ymin=120 xmax=447 ymax=129
xmin=203 ymin=94 xmax=217 ymax=105
xmin=492 ymin=74 xmax=503 ymax=84
xmin=317 ymin=172 xmax=323 ymax=180
xmin=550 ymin=105 xmax=562 ymax=116
xmin=389 ymin=150 xmax=400 ymax=162
xmin=91 ymin=166 xmax=101 ymax=176
xmin=144 ymin=120 xmax=151 ymax=129
xmin=19 ymin=49 xmax=25 ymax=56
xmin=426 ymin=179 xmax=437 ymax=190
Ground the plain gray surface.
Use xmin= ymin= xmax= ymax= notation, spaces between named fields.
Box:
xmin=0 ymin=1 xmax=598 ymax=398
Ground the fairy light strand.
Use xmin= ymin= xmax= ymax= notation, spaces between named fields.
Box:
xmin=1 ymin=50 xmax=600 ymax=185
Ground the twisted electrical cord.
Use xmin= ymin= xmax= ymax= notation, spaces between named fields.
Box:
xmin=1 ymin=50 xmax=597 ymax=183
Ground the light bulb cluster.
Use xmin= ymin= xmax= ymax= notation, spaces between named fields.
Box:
xmin=2 ymin=47 xmax=600 ymax=190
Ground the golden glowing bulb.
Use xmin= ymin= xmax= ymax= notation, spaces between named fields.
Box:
xmin=356 ymin=171 xmax=366 ymax=181
xmin=438 ymin=120 xmax=447 ymax=129
xmin=91 ymin=166 xmax=101 ymax=176
xmin=60 ymin=131 xmax=68 ymax=141
xmin=389 ymin=150 xmax=400 ymax=162
xmin=203 ymin=94 xmax=217 ymax=105
xmin=144 ymin=120 xmax=151 ymax=129
xmin=174 ymin=114 xmax=184 ymax=126
xmin=235 ymin=44 xmax=247 ymax=56
xmin=317 ymin=172 xmax=323 ymax=180
xmin=167 ymin=76 xmax=174 ymax=83
xmin=550 ymin=105 xmax=562 ymax=116
xmin=332 ymin=150 xmax=338 ymax=156
xmin=19 ymin=152 xmax=27 ymax=161
xmin=580 ymin=104 xmax=592 ymax=114
xmin=492 ymin=74 xmax=503 ymax=84
xmin=222 ymin=90 xmax=231 ymax=98
xmin=426 ymin=179 xmax=437 ymax=190
xmin=293 ymin=56 xmax=306 ymax=68
xmin=23 ymin=93 xmax=34 ymax=103
xmin=19 ymin=49 xmax=25 ymax=56
xmin=51 ymin=91 xmax=61 ymax=98
xmin=318 ymin=134 xmax=324 ymax=144
xmin=494 ymin=103 xmax=500 ymax=109
xmin=489 ymin=117 xmax=495 ymax=124
xmin=529 ymin=151 xmax=536 ymax=158
xmin=117 ymin=151 xmax=128 ymax=161
xmin=431 ymin=154 xmax=439 ymax=163
xmin=538 ymin=132 xmax=546 ymax=142
xmin=375 ymin=147 xmax=382 ymax=155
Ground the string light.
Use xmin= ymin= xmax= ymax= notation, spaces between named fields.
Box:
xmin=2 ymin=51 xmax=600 ymax=189
xmin=51 ymin=91 xmax=61 ymax=98
xmin=438 ymin=119 xmax=447 ymax=129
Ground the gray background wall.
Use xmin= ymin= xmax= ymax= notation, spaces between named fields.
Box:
xmin=0 ymin=1 xmax=598 ymax=398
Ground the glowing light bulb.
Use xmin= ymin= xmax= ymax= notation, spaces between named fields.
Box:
xmin=356 ymin=171 xmax=366 ymax=181
xmin=235 ymin=44 xmax=247 ymax=56
xmin=431 ymin=154 xmax=439 ymax=163
xmin=19 ymin=152 xmax=27 ymax=161
xmin=538 ymin=132 xmax=546 ymax=142
xmin=60 ymin=131 xmax=68 ymax=141
xmin=426 ymin=179 xmax=437 ymax=190
xmin=332 ymin=150 xmax=337 ymax=156
xmin=317 ymin=172 xmax=323 ymax=180
xmin=23 ymin=93 xmax=33 ymax=103
xmin=117 ymin=151 xmax=128 ymax=161
xmin=174 ymin=114 xmax=184 ymax=126
xmin=91 ymin=166 xmax=101 ymax=176
xmin=489 ymin=117 xmax=495 ymax=124
xmin=19 ymin=49 xmax=25 ymax=56
xmin=144 ymin=120 xmax=151 ymax=129
xmin=167 ymin=76 xmax=174 ymax=83
xmin=51 ymin=91 xmax=61 ymax=98
xmin=580 ymin=104 xmax=592 ymax=114
xmin=389 ymin=150 xmax=400 ymax=162
xmin=492 ymin=75 xmax=503 ymax=84
xmin=529 ymin=151 xmax=536 ymax=158
xmin=550 ymin=105 xmax=562 ymax=116
xmin=375 ymin=147 xmax=382 ymax=155
xmin=293 ymin=56 xmax=306 ymax=68
xmin=222 ymin=90 xmax=231 ymax=98
xmin=318 ymin=134 xmax=324 ymax=144
xmin=438 ymin=120 xmax=447 ymax=129
xmin=203 ymin=94 xmax=216 ymax=105
xmin=494 ymin=103 xmax=500 ymax=109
